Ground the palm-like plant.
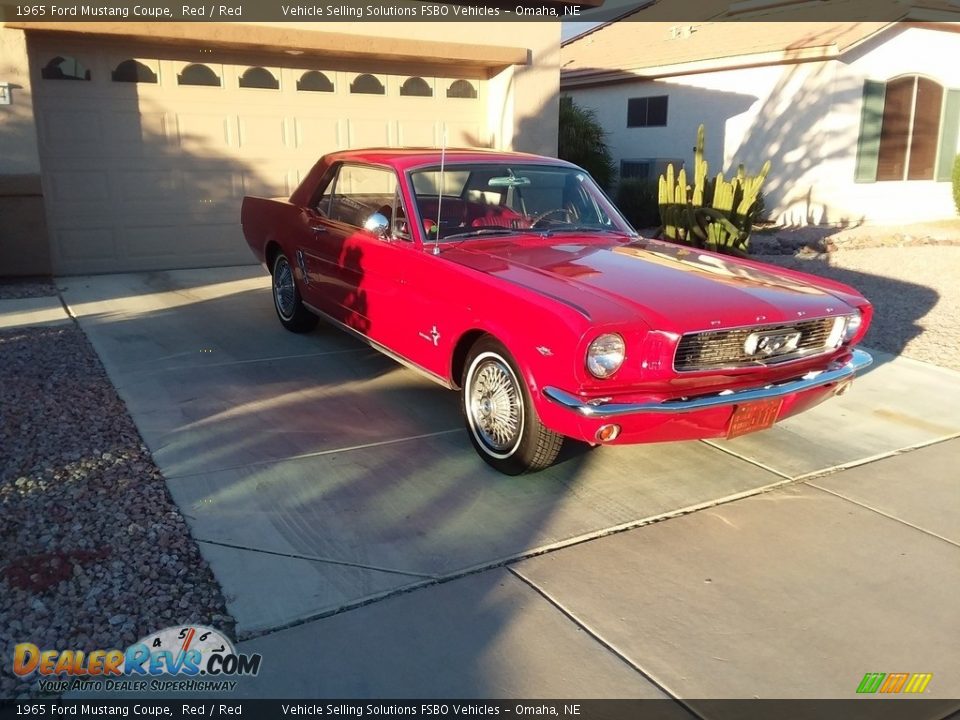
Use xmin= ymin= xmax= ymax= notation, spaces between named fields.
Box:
xmin=558 ymin=96 xmax=616 ymax=190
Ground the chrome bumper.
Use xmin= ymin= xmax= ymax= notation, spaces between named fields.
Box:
xmin=543 ymin=349 xmax=873 ymax=418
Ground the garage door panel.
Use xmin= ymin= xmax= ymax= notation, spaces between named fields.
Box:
xmin=176 ymin=114 xmax=233 ymax=150
xmin=398 ymin=121 xmax=438 ymax=148
xmin=116 ymin=170 xmax=179 ymax=201
xmin=55 ymin=227 xmax=117 ymax=263
xmin=46 ymin=170 xmax=111 ymax=204
xmin=238 ymin=116 xmax=288 ymax=149
xmin=110 ymin=111 xmax=171 ymax=150
xmin=347 ymin=119 xmax=391 ymax=148
xmin=39 ymin=110 xmax=102 ymax=149
xmin=294 ymin=117 xmax=341 ymax=150
xmin=124 ymin=223 xmax=242 ymax=260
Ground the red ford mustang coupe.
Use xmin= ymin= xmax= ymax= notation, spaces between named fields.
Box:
xmin=241 ymin=148 xmax=872 ymax=475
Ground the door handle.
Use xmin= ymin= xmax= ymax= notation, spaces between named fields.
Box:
xmin=309 ymin=223 xmax=328 ymax=233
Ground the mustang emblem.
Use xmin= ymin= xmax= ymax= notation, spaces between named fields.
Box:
xmin=419 ymin=325 xmax=441 ymax=346
xmin=744 ymin=330 xmax=802 ymax=357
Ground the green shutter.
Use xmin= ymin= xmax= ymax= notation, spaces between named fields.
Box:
xmin=935 ymin=88 xmax=960 ymax=182
xmin=854 ymin=80 xmax=886 ymax=183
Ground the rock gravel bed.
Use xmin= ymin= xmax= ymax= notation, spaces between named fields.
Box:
xmin=0 ymin=278 xmax=58 ymax=300
xmin=0 ymin=325 xmax=233 ymax=698
xmin=759 ymin=245 xmax=960 ymax=371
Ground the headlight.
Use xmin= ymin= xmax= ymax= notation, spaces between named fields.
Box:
xmin=586 ymin=333 xmax=625 ymax=378
xmin=843 ymin=312 xmax=862 ymax=343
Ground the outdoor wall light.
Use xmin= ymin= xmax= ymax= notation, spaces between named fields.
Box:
xmin=0 ymin=83 xmax=12 ymax=106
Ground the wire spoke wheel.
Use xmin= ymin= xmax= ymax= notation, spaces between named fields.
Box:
xmin=273 ymin=257 xmax=296 ymax=321
xmin=468 ymin=356 xmax=524 ymax=456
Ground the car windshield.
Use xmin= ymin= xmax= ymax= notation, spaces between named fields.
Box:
xmin=408 ymin=163 xmax=637 ymax=241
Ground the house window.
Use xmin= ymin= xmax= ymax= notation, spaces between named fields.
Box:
xmin=620 ymin=160 xmax=652 ymax=180
xmin=112 ymin=59 xmax=157 ymax=84
xmin=297 ymin=71 xmax=334 ymax=92
xmin=627 ymin=96 xmax=668 ymax=127
xmin=876 ymin=76 xmax=942 ymax=180
xmin=351 ymin=74 xmax=385 ymax=95
xmin=400 ymin=77 xmax=432 ymax=97
xmin=447 ymin=80 xmax=478 ymax=99
xmin=178 ymin=64 xmax=220 ymax=87
xmin=41 ymin=56 xmax=90 ymax=81
xmin=857 ymin=76 xmax=960 ymax=183
xmin=239 ymin=67 xmax=279 ymax=90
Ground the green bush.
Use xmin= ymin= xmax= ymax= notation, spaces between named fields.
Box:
xmin=558 ymin=96 xmax=616 ymax=190
xmin=615 ymin=179 xmax=661 ymax=229
xmin=953 ymin=154 xmax=960 ymax=216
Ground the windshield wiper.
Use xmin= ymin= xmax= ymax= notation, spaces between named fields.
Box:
xmin=540 ymin=227 xmax=639 ymax=237
xmin=442 ymin=228 xmax=518 ymax=241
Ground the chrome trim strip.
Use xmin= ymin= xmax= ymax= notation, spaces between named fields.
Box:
xmin=544 ymin=349 xmax=872 ymax=418
xmin=303 ymin=302 xmax=454 ymax=389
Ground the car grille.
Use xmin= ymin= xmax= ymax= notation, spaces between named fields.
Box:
xmin=674 ymin=317 xmax=839 ymax=372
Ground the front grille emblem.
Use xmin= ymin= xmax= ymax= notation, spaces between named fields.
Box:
xmin=744 ymin=330 xmax=802 ymax=357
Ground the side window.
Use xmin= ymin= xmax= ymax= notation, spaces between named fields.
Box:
xmin=391 ymin=190 xmax=411 ymax=241
xmin=325 ymin=165 xmax=399 ymax=230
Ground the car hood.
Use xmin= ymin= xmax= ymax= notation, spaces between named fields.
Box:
xmin=443 ymin=235 xmax=859 ymax=331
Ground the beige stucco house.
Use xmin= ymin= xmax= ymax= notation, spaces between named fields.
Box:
xmin=0 ymin=20 xmax=561 ymax=275
xmin=562 ymin=11 xmax=960 ymax=227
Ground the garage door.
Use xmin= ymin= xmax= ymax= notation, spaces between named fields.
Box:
xmin=29 ymin=36 xmax=488 ymax=274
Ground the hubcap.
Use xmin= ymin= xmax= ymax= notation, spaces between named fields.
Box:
xmin=469 ymin=357 xmax=523 ymax=455
xmin=273 ymin=258 xmax=296 ymax=320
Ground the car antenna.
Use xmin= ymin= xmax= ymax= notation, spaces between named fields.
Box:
xmin=433 ymin=126 xmax=447 ymax=256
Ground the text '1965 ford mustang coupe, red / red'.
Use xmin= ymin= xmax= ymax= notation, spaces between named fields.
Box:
xmin=241 ymin=148 xmax=872 ymax=475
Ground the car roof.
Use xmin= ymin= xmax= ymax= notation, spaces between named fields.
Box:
xmin=322 ymin=147 xmax=579 ymax=171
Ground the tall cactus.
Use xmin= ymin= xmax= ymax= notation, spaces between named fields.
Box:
xmin=656 ymin=124 xmax=770 ymax=257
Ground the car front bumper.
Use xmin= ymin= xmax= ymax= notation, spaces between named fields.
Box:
xmin=540 ymin=349 xmax=872 ymax=443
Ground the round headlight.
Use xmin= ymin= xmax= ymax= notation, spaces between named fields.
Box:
xmin=586 ymin=333 xmax=625 ymax=378
xmin=843 ymin=312 xmax=862 ymax=342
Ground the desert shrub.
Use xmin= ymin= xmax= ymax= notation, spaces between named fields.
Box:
xmin=953 ymin=154 xmax=960 ymax=216
xmin=558 ymin=96 xmax=615 ymax=190
xmin=616 ymin=179 xmax=661 ymax=229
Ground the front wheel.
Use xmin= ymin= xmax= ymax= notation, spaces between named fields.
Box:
xmin=272 ymin=252 xmax=318 ymax=333
xmin=462 ymin=337 xmax=563 ymax=475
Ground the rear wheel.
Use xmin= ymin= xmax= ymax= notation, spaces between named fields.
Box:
xmin=272 ymin=253 xmax=318 ymax=333
xmin=462 ymin=337 xmax=563 ymax=475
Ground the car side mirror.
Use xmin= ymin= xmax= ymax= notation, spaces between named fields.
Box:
xmin=364 ymin=212 xmax=390 ymax=239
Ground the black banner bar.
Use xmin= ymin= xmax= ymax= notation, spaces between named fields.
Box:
xmin=1 ymin=699 xmax=960 ymax=720
xmin=0 ymin=0 xmax=953 ymax=23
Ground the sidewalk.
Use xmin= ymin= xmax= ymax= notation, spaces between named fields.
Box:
xmin=234 ymin=437 xmax=960 ymax=702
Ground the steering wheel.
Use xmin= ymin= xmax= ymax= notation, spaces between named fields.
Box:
xmin=529 ymin=208 xmax=575 ymax=227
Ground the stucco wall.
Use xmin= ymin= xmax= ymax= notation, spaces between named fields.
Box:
xmin=566 ymin=26 xmax=960 ymax=226
xmin=0 ymin=25 xmax=50 ymax=275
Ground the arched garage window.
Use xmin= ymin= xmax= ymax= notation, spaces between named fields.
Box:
xmin=447 ymin=80 xmax=477 ymax=99
xmin=350 ymin=74 xmax=385 ymax=95
xmin=856 ymin=75 xmax=960 ymax=182
xmin=239 ymin=67 xmax=279 ymax=90
xmin=178 ymin=64 xmax=220 ymax=87
xmin=112 ymin=59 xmax=158 ymax=83
xmin=297 ymin=71 xmax=334 ymax=92
xmin=400 ymin=77 xmax=432 ymax=97
xmin=41 ymin=56 xmax=90 ymax=81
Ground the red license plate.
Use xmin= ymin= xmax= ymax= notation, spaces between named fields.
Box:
xmin=726 ymin=398 xmax=783 ymax=439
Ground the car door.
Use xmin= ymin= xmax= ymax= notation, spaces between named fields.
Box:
xmin=297 ymin=163 xmax=413 ymax=343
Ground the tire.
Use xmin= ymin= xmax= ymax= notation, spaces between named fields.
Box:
xmin=462 ymin=337 xmax=563 ymax=475
xmin=271 ymin=252 xmax=318 ymax=333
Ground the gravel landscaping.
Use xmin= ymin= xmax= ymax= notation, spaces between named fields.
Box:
xmin=0 ymin=325 xmax=233 ymax=698
xmin=0 ymin=278 xmax=58 ymax=300
xmin=759 ymin=245 xmax=960 ymax=371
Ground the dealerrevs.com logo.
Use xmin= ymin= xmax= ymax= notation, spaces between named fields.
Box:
xmin=13 ymin=625 xmax=262 ymax=693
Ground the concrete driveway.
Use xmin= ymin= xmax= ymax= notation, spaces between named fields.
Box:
xmin=59 ymin=267 xmax=960 ymax=701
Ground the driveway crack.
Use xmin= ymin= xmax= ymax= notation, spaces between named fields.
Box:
xmin=195 ymin=538 xmax=439 ymax=579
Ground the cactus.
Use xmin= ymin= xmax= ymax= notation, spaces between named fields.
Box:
xmin=655 ymin=124 xmax=770 ymax=257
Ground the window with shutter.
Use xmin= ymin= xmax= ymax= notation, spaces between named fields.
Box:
xmin=858 ymin=75 xmax=954 ymax=182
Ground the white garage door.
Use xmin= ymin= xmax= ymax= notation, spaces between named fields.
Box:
xmin=29 ymin=36 xmax=488 ymax=274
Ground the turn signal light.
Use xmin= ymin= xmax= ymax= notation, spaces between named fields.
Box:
xmin=596 ymin=424 xmax=621 ymax=443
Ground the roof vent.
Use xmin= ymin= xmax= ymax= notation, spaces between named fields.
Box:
xmin=669 ymin=25 xmax=698 ymax=39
